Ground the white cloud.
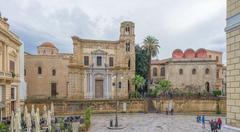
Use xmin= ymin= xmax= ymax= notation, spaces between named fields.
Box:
xmin=0 ymin=0 xmax=227 ymax=63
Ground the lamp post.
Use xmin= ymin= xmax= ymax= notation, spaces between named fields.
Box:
xmin=115 ymin=73 xmax=118 ymax=127
xmin=112 ymin=72 xmax=123 ymax=128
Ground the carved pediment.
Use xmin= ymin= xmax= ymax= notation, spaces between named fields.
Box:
xmin=91 ymin=49 xmax=107 ymax=55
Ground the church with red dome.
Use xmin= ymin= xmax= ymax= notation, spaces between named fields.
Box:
xmin=151 ymin=48 xmax=224 ymax=94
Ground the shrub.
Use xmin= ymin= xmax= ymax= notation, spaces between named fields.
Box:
xmin=51 ymin=127 xmax=55 ymax=132
xmin=186 ymin=91 xmax=193 ymax=97
xmin=150 ymin=80 xmax=171 ymax=97
xmin=60 ymin=118 xmax=65 ymax=131
xmin=212 ymin=90 xmax=221 ymax=97
xmin=216 ymin=109 xmax=222 ymax=115
xmin=84 ymin=107 xmax=92 ymax=130
xmin=0 ymin=123 xmax=8 ymax=132
xmin=11 ymin=72 xmax=16 ymax=78
xmin=67 ymin=125 xmax=73 ymax=132
xmin=129 ymin=91 xmax=141 ymax=99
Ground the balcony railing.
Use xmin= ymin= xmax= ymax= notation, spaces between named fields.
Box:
xmin=0 ymin=71 xmax=4 ymax=77
xmin=0 ymin=71 xmax=13 ymax=78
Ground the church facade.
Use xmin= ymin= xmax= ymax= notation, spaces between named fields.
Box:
xmin=68 ymin=21 xmax=135 ymax=99
xmin=25 ymin=21 xmax=136 ymax=100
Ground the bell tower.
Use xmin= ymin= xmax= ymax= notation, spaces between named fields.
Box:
xmin=120 ymin=21 xmax=135 ymax=40
xmin=119 ymin=21 xmax=136 ymax=94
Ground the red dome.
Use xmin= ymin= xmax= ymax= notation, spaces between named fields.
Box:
xmin=39 ymin=42 xmax=56 ymax=48
xmin=172 ymin=49 xmax=184 ymax=59
xmin=196 ymin=48 xmax=207 ymax=58
xmin=184 ymin=49 xmax=195 ymax=58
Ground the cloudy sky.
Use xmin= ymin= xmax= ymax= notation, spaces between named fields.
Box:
xmin=0 ymin=0 xmax=227 ymax=63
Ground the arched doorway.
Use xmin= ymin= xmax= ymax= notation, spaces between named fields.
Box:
xmin=205 ymin=82 xmax=210 ymax=92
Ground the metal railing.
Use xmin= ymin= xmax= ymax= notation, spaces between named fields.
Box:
xmin=0 ymin=71 xmax=12 ymax=78
xmin=0 ymin=71 xmax=4 ymax=77
xmin=5 ymin=72 xmax=12 ymax=78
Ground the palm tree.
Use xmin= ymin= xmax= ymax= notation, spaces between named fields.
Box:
xmin=142 ymin=35 xmax=160 ymax=92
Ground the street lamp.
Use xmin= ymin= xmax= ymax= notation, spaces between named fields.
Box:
xmin=111 ymin=73 xmax=123 ymax=128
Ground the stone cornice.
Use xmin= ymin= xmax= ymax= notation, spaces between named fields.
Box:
xmin=225 ymin=12 xmax=240 ymax=32
xmin=68 ymin=64 xmax=128 ymax=70
xmin=72 ymin=35 xmax=119 ymax=44
xmin=170 ymin=58 xmax=216 ymax=63
xmin=0 ymin=28 xmax=22 ymax=46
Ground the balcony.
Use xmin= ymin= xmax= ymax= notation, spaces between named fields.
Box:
xmin=0 ymin=71 xmax=13 ymax=80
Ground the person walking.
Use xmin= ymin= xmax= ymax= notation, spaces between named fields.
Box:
xmin=201 ymin=115 xmax=205 ymax=129
xmin=217 ymin=117 xmax=222 ymax=129
xmin=213 ymin=120 xmax=218 ymax=132
xmin=209 ymin=120 xmax=214 ymax=132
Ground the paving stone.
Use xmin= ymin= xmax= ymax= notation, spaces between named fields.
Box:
xmin=89 ymin=113 xmax=238 ymax=132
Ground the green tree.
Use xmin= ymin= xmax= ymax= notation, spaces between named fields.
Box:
xmin=142 ymin=36 xmax=160 ymax=91
xmin=132 ymin=75 xmax=145 ymax=91
xmin=151 ymin=80 xmax=171 ymax=97
xmin=135 ymin=45 xmax=149 ymax=80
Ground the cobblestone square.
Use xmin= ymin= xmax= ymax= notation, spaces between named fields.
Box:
xmin=89 ymin=113 xmax=237 ymax=132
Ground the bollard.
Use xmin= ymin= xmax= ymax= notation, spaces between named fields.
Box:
xmin=110 ymin=119 xmax=113 ymax=127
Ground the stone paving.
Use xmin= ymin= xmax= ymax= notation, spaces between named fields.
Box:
xmin=89 ymin=113 xmax=238 ymax=132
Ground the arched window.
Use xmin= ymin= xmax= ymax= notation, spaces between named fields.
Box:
xmin=153 ymin=67 xmax=157 ymax=76
xmin=205 ymin=68 xmax=210 ymax=74
xmin=160 ymin=67 xmax=165 ymax=76
xmin=125 ymin=27 xmax=130 ymax=34
xmin=128 ymin=59 xmax=131 ymax=70
xmin=118 ymin=82 xmax=122 ymax=88
xmin=52 ymin=69 xmax=56 ymax=76
xmin=38 ymin=67 xmax=42 ymax=74
xmin=128 ymin=80 xmax=130 ymax=93
xmin=205 ymin=82 xmax=210 ymax=92
xmin=126 ymin=40 xmax=130 ymax=52
xmin=192 ymin=68 xmax=196 ymax=75
xmin=179 ymin=69 xmax=183 ymax=75
xmin=125 ymin=27 xmax=128 ymax=32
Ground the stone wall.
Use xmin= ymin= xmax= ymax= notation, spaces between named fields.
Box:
xmin=25 ymin=54 xmax=71 ymax=98
xmin=152 ymin=97 xmax=226 ymax=115
xmin=226 ymin=0 xmax=240 ymax=128
xmin=25 ymin=99 xmax=146 ymax=116
xmin=25 ymin=98 xmax=226 ymax=116
xmin=151 ymin=57 xmax=223 ymax=92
